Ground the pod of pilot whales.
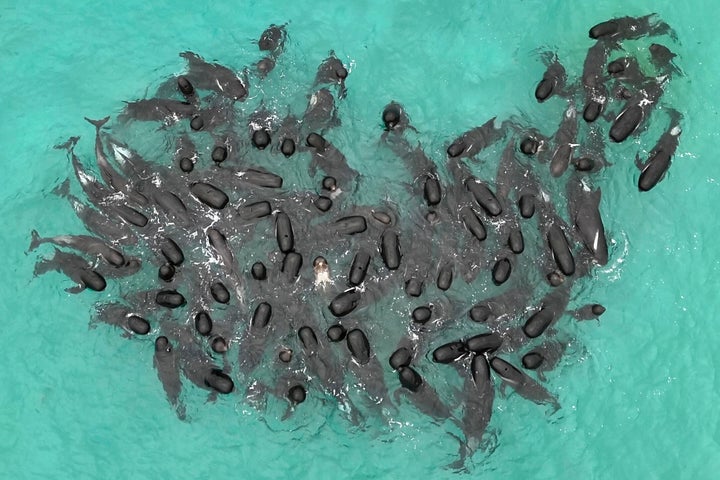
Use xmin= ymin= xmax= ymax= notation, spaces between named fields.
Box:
xmin=30 ymin=14 xmax=681 ymax=468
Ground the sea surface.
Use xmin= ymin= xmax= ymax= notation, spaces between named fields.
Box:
xmin=1 ymin=1 xmax=718 ymax=478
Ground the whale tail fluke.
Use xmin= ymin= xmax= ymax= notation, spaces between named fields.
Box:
xmin=84 ymin=116 xmax=111 ymax=131
xmin=667 ymin=108 xmax=683 ymax=128
xmin=28 ymin=229 xmax=42 ymax=252
xmin=446 ymin=431 xmax=472 ymax=472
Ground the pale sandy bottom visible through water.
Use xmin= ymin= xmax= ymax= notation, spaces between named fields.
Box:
xmin=1 ymin=1 xmax=719 ymax=479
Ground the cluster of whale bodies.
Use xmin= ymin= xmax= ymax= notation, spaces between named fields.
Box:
xmin=31 ymin=15 xmax=681 ymax=468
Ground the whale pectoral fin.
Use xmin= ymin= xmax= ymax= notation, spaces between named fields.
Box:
xmin=281 ymin=405 xmax=294 ymax=421
xmin=176 ymin=403 xmax=188 ymax=421
xmin=479 ymin=428 xmax=499 ymax=454
xmin=66 ymin=284 xmax=85 ymax=294
xmin=28 ymin=229 xmax=43 ymax=252
xmin=447 ymin=415 xmax=463 ymax=434
xmin=52 ymin=178 xmax=71 ymax=198
xmin=308 ymin=156 xmax=318 ymax=177
xmin=33 ymin=259 xmax=53 ymax=277
xmin=446 ymin=430 xmax=464 ymax=448
xmin=634 ymin=153 xmax=645 ymax=170
xmin=498 ymin=382 xmax=508 ymax=398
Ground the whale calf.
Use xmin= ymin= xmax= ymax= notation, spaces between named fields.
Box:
xmin=581 ymin=41 xmax=610 ymax=123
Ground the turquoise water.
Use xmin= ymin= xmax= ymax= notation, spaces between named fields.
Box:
xmin=2 ymin=0 xmax=719 ymax=478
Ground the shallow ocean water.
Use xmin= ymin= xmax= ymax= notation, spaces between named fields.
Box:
xmin=1 ymin=0 xmax=719 ymax=478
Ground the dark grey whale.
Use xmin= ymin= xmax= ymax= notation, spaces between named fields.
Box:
xmin=635 ymin=110 xmax=682 ymax=191
xmin=393 ymin=367 xmax=453 ymax=423
xmin=535 ymin=54 xmax=567 ymax=102
xmin=450 ymin=355 xmax=494 ymax=470
xmin=609 ymin=79 xmax=666 ymax=142
xmin=589 ymin=14 xmax=676 ymax=42
xmin=567 ymin=181 xmax=609 ymax=266
xmin=154 ymin=336 xmax=186 ymax=420
xmin=314 ymin=51 xmax=348 ymax=98
xmin=490 ymin=356 xmax=560 ymax=411
xmin=51 ymin=180 xmax=138 ymax=246
xmin=179 ymin=51 xmax=249 ymax=101
xmin=93 ymin=303 xmax=151 ymax=335
xmin=446 ymin=117 xmax=509 ymax=159
xmin=302 ymin=89 xmax=341 ymax=135
xmin=522 ymin=286 xmax=572 ymax=339
xmin=34 ymin=248 xmax=107 ymax=293
xmin=120 ymin=99 xmax=195 ymax=124
xmin=548 ymin=102 xmax=578 ymax=177
xmin=85 ymin=116 xmax=147 ymax=205
xmin=581 ymin=41 xmax=611 ymax=123
xmin=30 ymin=230 xmax=125 ymax=267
